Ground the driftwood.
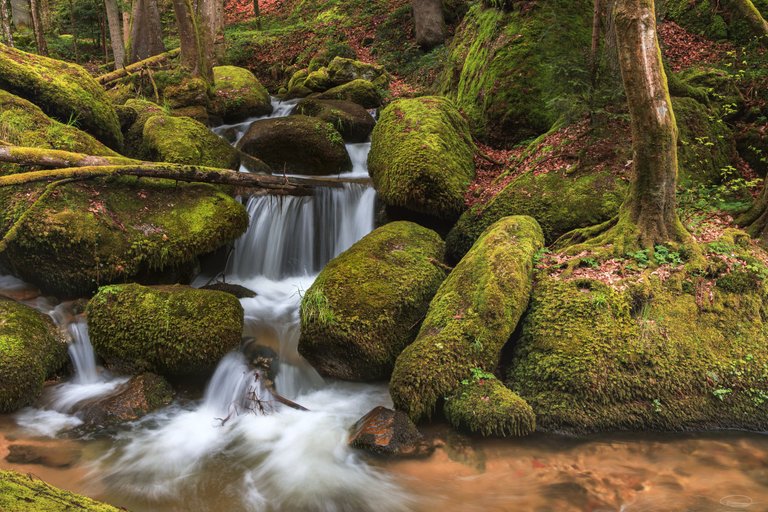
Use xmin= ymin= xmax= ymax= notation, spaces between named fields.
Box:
xmin=96 ymin=48 xmax=181 ymax=85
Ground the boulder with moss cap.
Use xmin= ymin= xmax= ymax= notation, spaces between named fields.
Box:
xmin=142 ymin=114 xmax=240 ymax=169
xmin=211 ymin=65 xmax=273 ymax=122
xmin=291 ymin=98 xmax=375 ymax=143
xmin=0 ymin=470 xmax=123 ymax=511
xmin=299 ymin=221 xmax=447 ymax=381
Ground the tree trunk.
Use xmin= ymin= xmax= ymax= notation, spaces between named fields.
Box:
xmin=412 ymin=0 xmax=445 ymax=50
xmin=171 ymin=0 xmax=212 ymax=81
xmin=9 ymin=0 xmax=30 ymax=29
xmin=28 ymin=0 xmax=47 ymax=55
xmin=0 ymin=0 xmax=14 ymax=46
xmin=200 ymin=0 xmax=224 ymax=64
xmin=728 ymin=0 xmax=768 ymax=41
xmin=590 ymin=0 xmax=602 ymax=88
xmin=105 ymin=0 xmax=125 ymax=69
xmin=97 ymin=47 xmax=180 ymax=85
xmin=127 ymin=0 xmax=165 ymax=63
xmin=254 ymin=0 xmax=261 ymax=28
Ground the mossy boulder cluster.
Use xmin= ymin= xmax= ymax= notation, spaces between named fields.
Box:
xmin=298 ymin=221 xmax=447 ymax=381
xmin=87 ymin=283 xmax=244 ymax=376
xmin=661 ymin=0 xmax=768 ymax=43
xmin=0 ymin=44 xmax=123 ymax=150
xmin=142 ymin=114 xmax=240 ymax=169
xmin=0 ymin=471 xmax=123 ymax=512
xmin=291 ymin=99 xmax=375 ymax=143
xmin=0 ymin=298 xmax=67 ymax=413
xmin=368 ymin=96 xmax=476 ymax=223
xmin=237 ymin=115 xmax=351 ymax=175
xmin=390 ymin=215 xmax=544 ymax=423
xmin=211 ymin=65 xmax=273 ymax=122
xmin=285 ymin=57 xmax=388 ymax=108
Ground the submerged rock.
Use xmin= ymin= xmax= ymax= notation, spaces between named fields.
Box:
xmin=368 ymin=96 xmax=475 ymax=223
xmin=390 ymin=216 xmax=544 ymax=422
xmin=0 ymin=470 xmax=122 ymax=511
xmin=5 ymin=444 xmax=80 ymax=468
xmin=298 ymin=221 xmax=447 ymax=381
xmin=142 ymin=114 xmax=240 ymax=169
xmin=237 ymin=115 xmax=351 ymax=175
xmin=291 ymin=98 xmax=375 ymax=143
xmin=0 ymin=298 xmax=67 ymax=413
xmin=349 ymin=406 xmax=433 ymax=458
xmin=78 ymin=373 xmax=174 ymax=426
xmin=87 ymin=284 xmax=244 ymax=377
xmin=0 ymin=45 xmax=123 ymax=150
xmin=211 ymin=65 xmax=273 ymax=122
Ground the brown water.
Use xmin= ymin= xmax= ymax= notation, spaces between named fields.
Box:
xmin=3 ymin=412 xmax=768 ymax=512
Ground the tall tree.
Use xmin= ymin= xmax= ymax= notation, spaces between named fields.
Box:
xmin=201 ymin=0 xmax=224 ymax=63
xmin=0 ymin=0 xmax=13 ymax=46
xmin=104 ymin=0 xmax=125 ymax=68
xmin=127 ymin=0 xmax=165 ymax=63
xmin=171 ymin=0 xmax=212 ymax=81
xmin=29 ymin=0 xmax=47 ymax=54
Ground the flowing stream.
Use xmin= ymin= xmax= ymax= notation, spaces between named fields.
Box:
xmin=2 ymin=100 xmax=768 ymax=511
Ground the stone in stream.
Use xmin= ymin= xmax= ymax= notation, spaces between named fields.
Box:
xmin=78 ymin=372 xmax=174 ymax=427
xmin=312 ymin=79 xmax=383 ymax=109
xmin=237 ymin=115 xmax=352 ymax=175
xmin=5 ymin=444 xmax=81 ymax=468
xmin=210 ymin=65 xmax=273 ymax=122
xmin=291 ymin=98 xmax=375 ymax=143
xmin=349 ymin=406 xmax=433 ymax=458
xmin=0 ymin=470 xmax=123 ymax=511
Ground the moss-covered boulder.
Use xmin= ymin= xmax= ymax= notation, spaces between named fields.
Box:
xmin=162 ymin=77 xmax=209 ymax=110
xmin=446 ymin=168 xmax=627 ymax=263
xmin=314 ymin=79 xmax=383 ymax=108
xmin=211 ymin=65 xmax=273 ymax=122
xmin=87 ymin=284 xmax=244 ymax=376
xmin=327 ymin=57 xmax=389 ymax=88
xmin=298 ymin=221 xmax=447 ymax=381
xmin=0 ymin=44 xmax=123 ymax=150
xmin=437 ymin=2 xmax=592 ymax=144
xmin=444 ymin=373 xmax=535 ymax=437
xmin=508 ymin=257 xmax=768 ymax=434
xmin=122 ymin=98 xmax=165 ymax=159
xmin=0 ymin=298 xmax=67 ymax=413
xmin=0 ymin=471 xmax=122 ymax=511
xmin=0 ymin=90 xmax=118 ymax=157
xmin=237 ymin=115 xmax=351 ymax=175
xmin=291 ymin=98 xmax=375 ymax=143
xmin=390 ymin=216 xmax=544 ymax=421
xmin=368 ymin=96 xmax=476 ymax=222
xmin=0 ymin=179 xmax=248 ymax=297
xmin=142 ymin=115 xmax=240 ymax=169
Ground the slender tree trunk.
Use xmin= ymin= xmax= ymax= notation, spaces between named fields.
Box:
xmin=590 ymin=0 xmax=602 ymax=88
xmin=28 ymin=0 xmax=47 ymax=55
xmin=104 ymin=0 xmax=125 ymax=69
xmin=200 ymin=0 xmax=223 ymax=64
xmin=127 ymin=0 xmax=165 ymax=63
xmin=613 ymin=0 xmax=686 ymax=248
xmin=0 ymin=0 xmax=14 ymax=46
xmin=254 ymin=0 xmax=261 ymax=28
xmin=172 ymin=0 xmax=212 ymax=81
xmin=728 ymin=0 xmax=768 ymax=41
xmin=122 ymin=10 xmax=129 ymax=45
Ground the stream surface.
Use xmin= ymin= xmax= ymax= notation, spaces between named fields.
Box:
xmin=1 ymin=100 xmax=768 ymax=511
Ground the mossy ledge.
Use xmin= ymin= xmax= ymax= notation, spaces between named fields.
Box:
xmin=0 ymin=470 xmax=122 ymax=511
xmin=368 ymin=96 xmax=476 ymax=223
xmin=390 ymin=215 xmax=544 ymax=422
xmin=298 ymin=221 xmax=447 ymax=381
xmin=87 ymin=283 xmax=244 ymax=377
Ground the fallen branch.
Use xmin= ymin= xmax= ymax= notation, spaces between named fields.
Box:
xmin=96 ymin=48 xmax=181 ymax=85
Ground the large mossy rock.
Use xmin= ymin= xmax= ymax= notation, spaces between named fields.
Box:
xmin=0 ymin=44 xmax=123 ymax=150
xmin=122 ymin=98 xmax=165 ymax=158
xmin=326 ymin=57 xmax=389 ymax=88
xmin=438 ymin=2 xmax=592 ymax=145
xmin=142 ymin=115 xmax=240 ymax=169
xmin=508 ymin=258 xmax=768 ymax=434
xmin=314 ymin=79 xmax=383 ymax=108
xmin=0 ymin=90 xmax=118 ymax=156
xmin=87 ymin=284 xmax=244 ymax=376
xmin=446 ymin=168 xmax=627 ymax=263
xmin=390 ymin=216 xmax=544 ymax=422
xmin=368 ymin=96 xmax=476 ymax=223
xmin=0 ymin=298 xmax=67 ymax=413
xmin=237 ymin=115 xmax=351 ymax=175
xmin=298 ymin=221 xmax=447 ymax=381
xmin=0 ymin=180 xmax=248 ymax=297
xmin=291 ymin=99 xmax=375 ymax=143
xmin=0 ymin=471 xmax=122 ymax=511
xmin=211 ymin=65 xmax=273 ymax=122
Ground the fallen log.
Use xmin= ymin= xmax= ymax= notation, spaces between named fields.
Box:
xmin=97 ymin=48 xmax=181 ymax=85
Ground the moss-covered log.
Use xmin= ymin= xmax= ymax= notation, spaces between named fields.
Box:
xmin=97 ymin=47 xmax=181 ymax=85
xmin=390 ymin=216 xmax=544 ymax=422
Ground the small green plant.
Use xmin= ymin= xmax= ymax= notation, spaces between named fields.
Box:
xmin=628 ymin=248 xmax=650 ymax=268
xmin=461 ymin=367 xmax=495 ymax=386
xmin=653 ymin=244 xmax=683 ymax=265
xmin=652 ymin=399 xmax=662 ymax=413
xmin=713 ymin=388 xmax=733 ymax=401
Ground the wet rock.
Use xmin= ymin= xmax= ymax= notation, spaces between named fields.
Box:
xmin=243 ymin=342 xmax=279 ymax=382
xmin=78 ymin=373 xmax=174 ymax=426
xmin=349 ymin=406 xmax=433 ymax=458
xmin=5 ymin=444 xmax=80 ymax=468
xmin=211 ymin=65 xmax=273 ymax=122
xmin=142 ymin=114 xmax=240 ymax=169
xmin=237 ymin=115 xmax=351 ymax=175
xmin=313 ymin=79 xmax=383 ymax=109
xmin=291 ymin=99 xmax=375 ymax=143
xmin=0 ymin=470 xmax=122 ymax=511
xmin=201 ymin=282 xmax=258 ymax=299
xmin=413 ymin=0 xmax=446 ymax=49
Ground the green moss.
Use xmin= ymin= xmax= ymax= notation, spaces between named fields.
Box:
xmin=0 ymin=45 xmax=123 ymax=150
xmin=661 ymin=0 xmax=768 ymax=43
xmin=0 ymin=471 xmax=121 ymax=511
xmin=314 ymin=79 xmax=382 ymax=108
xmin=298 ymin=221 xmax=447 ymax=381
xmin=122 ymin=98 xmax=165 ymax=159
xmin=291 ymin=98 xmax=375 ymax=143
xmin=211 ymin=65 xmax=273 ymax=122
xmin=437 ymin=2 xmax=593 ymax=145
xmin=0 ymin=179 xmax=248 ymax=297
xmin=162 ymin=77 xmax=209 ymax=109
xmin=0 ymin=298 xmax=67 ymax=413
xmin=508 ymin=261 xmax=768 ymax=434
xmin=87 ymin=283 xmax=244 ymax=376
xmin=368 ymin=96 xmax=476 ymax=222
xmin=390 ymin=216 xmax=544 ymax=422
xmin=447 ymin=168 xmax=626 ymax=262
xmin=303 ymin=67 xmax=333 ymax=91
xmin=142 ymin=115 xmax=240 ymax=169
xmin=444 ymin=374 xmax=536 ymax=437
xmin=326 ymin=57 xmax=389 ymax=88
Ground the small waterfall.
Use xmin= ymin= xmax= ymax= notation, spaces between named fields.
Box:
xmin=212 ymin=97 xmax=301 ymax=146
xmin=346 ymin=142 xmax=372 ymax=177
xmin=67 ymin=319 xmax=99 ymax=385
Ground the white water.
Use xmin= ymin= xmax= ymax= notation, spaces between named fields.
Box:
xmin=212 ymin=97 xmax=301 ymax=147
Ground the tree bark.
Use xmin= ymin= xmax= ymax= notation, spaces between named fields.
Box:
xmin=104 ymin=0 xmax=125 ymax=69
xmin=127 ymin=0 xmax=165 ymax=63
xmin=28 ymin=0 xmax=47 ymax=55
xmin=200 ymin=0 xmax=224 ymax=64
xmin=728 ymin=0 xmax=768 ymax=41
xmin=171 ymin=0 xmax=212 ymax=81
xmin=0 ymin=0 xmax=14 ymax=46
xmin=412 ymin=0 xmax=445 ymax=50
xmin=254 ymin=0 xmax=261 ymax=28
